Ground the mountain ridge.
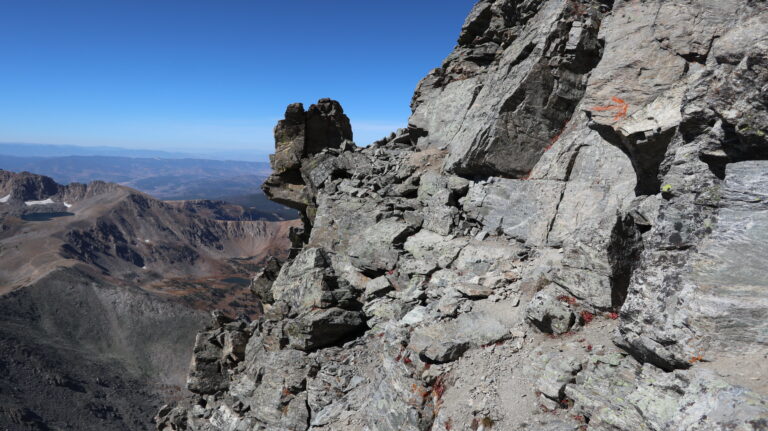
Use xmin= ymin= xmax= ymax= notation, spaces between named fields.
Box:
xmin=0 ymin=170 xmax=298 ymax=430
xmin=158 ymin=0 xmax=768 ymax=430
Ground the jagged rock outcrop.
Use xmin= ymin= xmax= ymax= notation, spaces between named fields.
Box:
xmin=161 ymin=0 xmax=768 ymax=430
xmin=410 ymin=0 xmax=611 ymax=178
xmin=262 ymin=98 xmax=353 ymax=216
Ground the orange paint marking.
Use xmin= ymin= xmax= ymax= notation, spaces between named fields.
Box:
xmin=592 ymin=97 xmax=629 ymax=121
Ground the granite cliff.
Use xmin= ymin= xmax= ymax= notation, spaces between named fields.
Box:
xmin=158 ymin=0 xmax=768 ymax=430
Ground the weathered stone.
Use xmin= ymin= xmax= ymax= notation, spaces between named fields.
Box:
xmin=270 ymin=247 xmax=334 ymax=312
xmin=155 ymin=403 xmax=189 ymax=431
xmin=422 ymin=204 xmax=458 ymax=235
xmin=285 ymin=308 xmax=365 ymax=351
xmin=409 ymin=309 xmax=512 ymax=363
xmin=621 ymin=161 xmax=768 ymax=368
xmin=250 ymin=256 xmax=282 ymax=304
xmin=263 ymin=98 xmax=353 ymax=216
xmin=348 ymin=218 xmax=415 ymax=272
xmin=363 ymin=297 xmax=411 ymax=329
xmin=685 ymin=162 xmax=768 ymax=352
xmin=627 ymin=195 xmax=662 ymax=230
xmin=463 ymin=178 xmax=565 ymax=245
xmin=403 ymin=230 xmax=467 ymax=270
xmin=455 ymin=283 xmax=493 ymax=299
xmin=222 ymin=341 xmax=311 ymax=431
xmin=526 ymin=284 xmax=575 ymax=335
xmin=452 ymin=240 xmax=524 ymax=275
xmin=410 ymin=0 xmax=610 ymax=178
xmin=307 ymin=331 xmax=430 ymax=431
xmin=271 ymin=103 xmax=307 ymax=175
xmin=363 ymin=276 xmax=393 ymax=300
xmin=536 ymin=355 xmax=582 ymax=401
xmin=187 ymin=331 xmax=228 ymax=395
xmin=567 ymin=356 xmax=768 ymax=431
xmin=305 ymin=99 xmax=353 ymax=155
xmin=309 ymin=194 xmax=384 ymax=254
xmin=187 ymin=358 xmax=227 ymax=395
xmin=221 ymin=330 xmax=249 ymax=363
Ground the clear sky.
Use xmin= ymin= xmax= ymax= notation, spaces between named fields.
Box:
xmin=0 ymin=1 xmax=472 ymax=159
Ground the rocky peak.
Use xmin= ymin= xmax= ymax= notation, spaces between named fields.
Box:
xmin=306 ymin=98 xmax=353 ymax=154
xmin=0 ymin=170 xmax=60 ymax=201
xmin=270 ymin=98 xmax=352 ymax=175
xmin=263 ymin=98 xmax=354 ymax=221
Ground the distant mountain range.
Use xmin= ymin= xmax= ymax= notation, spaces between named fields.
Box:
xmin=0 ymin=149 xmax=298 ymax=220
xmin=0 ymin=142 xmax=271 ymax=162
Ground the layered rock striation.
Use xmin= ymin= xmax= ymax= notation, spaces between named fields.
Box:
xmin=159 ymin=0 xmax=768 ymax=430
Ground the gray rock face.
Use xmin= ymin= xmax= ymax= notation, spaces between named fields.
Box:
xmin=162 ymin=1 xmax=768 ymax=430
xmin=410 ymin=0 xmax=611 ymax=178
xmin=567 ymin=356 xmax=768 ymax=431
xmin=536 ymin=355 xmax=582 ymax=401
xmin=363 ymin=275 xmax=393 ymax=300
xmin=620 ymin=160 xmax=768 ymax=369
xmin=348 ymin=218 xmax=415 ymax=272
xmin=463 ymin=178 xmax=565 ymax=245
xmin=403 ymin=230 xmax=468 ymax=270
xmin=613 ymin=2 xmax=768 ymax=369
xmin=687 ymin=162 xmax=768 ymax=351
xmin=270 ymin=247 xmax=335 ymax=311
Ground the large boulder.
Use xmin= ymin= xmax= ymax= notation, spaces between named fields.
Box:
xmin=268 ymin=247 xmax=360 ymax=316
xmin=525 ymin=284 xmax=576 ymax=335
xmin=348 ymin=218 xmax=416 ymax=272
xmin=285 ymin=308 xmax=366 ymax=351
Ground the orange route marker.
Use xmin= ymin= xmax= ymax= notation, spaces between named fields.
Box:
xmin=592 ymin=96 xmax=629 ymax=121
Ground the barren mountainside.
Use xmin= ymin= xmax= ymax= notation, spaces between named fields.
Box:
xmin=0 ymin=171 xmax=297 ymax=430
xmin=157 ymin=0 xmax=768 ymax=430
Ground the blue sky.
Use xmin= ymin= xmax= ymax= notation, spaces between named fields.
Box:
xmin=0 ymin=1 xmax=472 ymax=159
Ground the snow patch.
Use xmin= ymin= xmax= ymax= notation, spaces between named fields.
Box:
xmin=63 ymin=202 xmax=72 ymax=208
xmin=0 ymin=194 xmax=9 ymax=203
xmin=25 ymin=198 xmax=55 ymax=206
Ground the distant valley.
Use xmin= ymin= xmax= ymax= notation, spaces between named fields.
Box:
xmin=0 ymin=164 xmax=297 ymax=429
xmin=0 ymin=146 xmax=297 ymax=221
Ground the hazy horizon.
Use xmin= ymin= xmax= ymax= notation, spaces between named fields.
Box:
xmin=0 ymin=141 xmax=274 ymax=162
